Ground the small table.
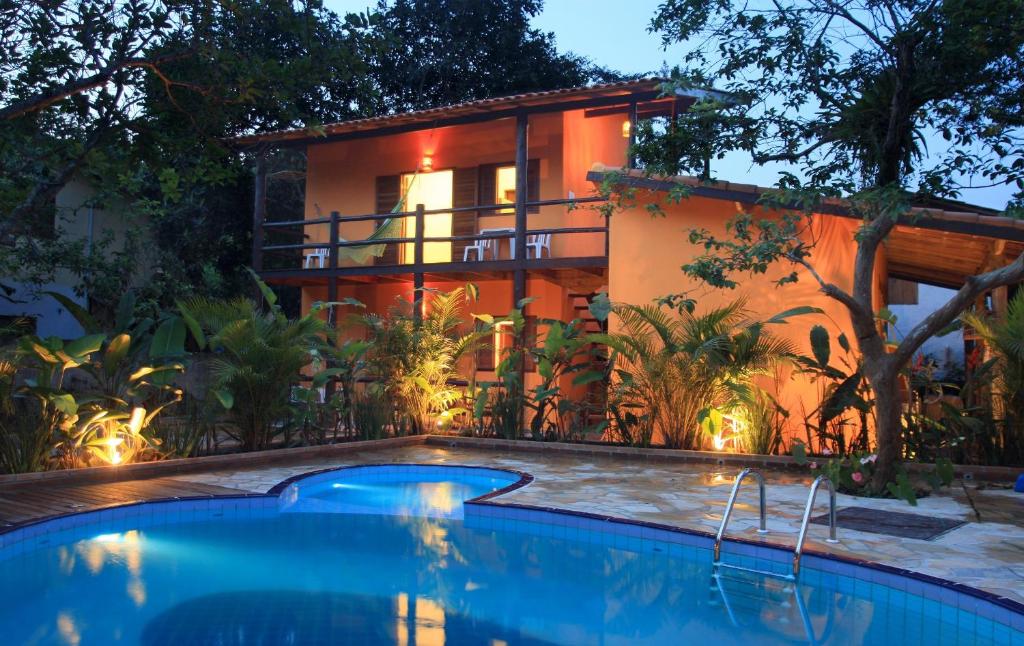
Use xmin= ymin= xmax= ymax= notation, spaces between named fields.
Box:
xmin=478 ymin=227 xmax=516 ymax=259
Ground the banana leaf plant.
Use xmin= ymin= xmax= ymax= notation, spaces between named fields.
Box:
xmin=793 ymin=324 xmax=873 ymax=455
xmin=526 ymin=318 xmax=607 ymax=442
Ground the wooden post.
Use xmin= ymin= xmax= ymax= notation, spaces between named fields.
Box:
xmin=327 ymin=210 xmax=339 ymax=327
xmin=512 ymin=114 xmax=529 ymax=433
xmin=626 ymin=102 xmax=638 ymax=170
xmin=252 ymin=152 xmax=268 ymax=271
xmin=513 ymin=112 xmax=528 ymax=307
xmin=324 ymin=210 xmax=340 ymax=432
xmin=413 ymin=203 xmax=425 ymax=323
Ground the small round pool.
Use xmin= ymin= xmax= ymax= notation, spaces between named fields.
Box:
xmin=275 ymin=464 xmax=526 ymax=518
xmin=0 ymin=464 xmax=1019 ymax=645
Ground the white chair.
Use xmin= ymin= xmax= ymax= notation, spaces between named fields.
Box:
xmin=463 ymin=238 xmax=493 ymax=261
xmin=525 ymin=233 xmax=552 ymax=259
xmin=304 ymin=248 xmax=329 ymax=268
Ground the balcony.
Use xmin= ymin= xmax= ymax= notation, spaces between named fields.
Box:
xmin=256 ymin=194 xmax=608 ymax=288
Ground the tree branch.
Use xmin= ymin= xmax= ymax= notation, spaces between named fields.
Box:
xmin=0 ymin=50 xmax=195 ymax=121
xmin=893 ymin=253 xmax=1024 ymax=366
xmin=821 ymin=0 xmax=894 ymax=54
xmin=786 ymin=250 xmax=872 ymax=322
xmin=753 ymin=135 xmax=837 ymax=164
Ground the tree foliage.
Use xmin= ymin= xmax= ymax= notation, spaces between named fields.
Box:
xmin=1 ymin=1 xmax=608 ymax=318
xmin=1 ymin=0 xmax=379 ymax=311
xmin=641 ymin=0 xmax=1024 ymax=489
xmin=369 ymin=0 xmax=615 ymax=112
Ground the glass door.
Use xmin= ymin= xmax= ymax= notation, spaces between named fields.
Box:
xmin=401 ymin=170 xmax=453 ymax=264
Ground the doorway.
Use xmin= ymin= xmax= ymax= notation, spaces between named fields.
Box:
xmin=401 ymin=170 xmax=453 ymax=264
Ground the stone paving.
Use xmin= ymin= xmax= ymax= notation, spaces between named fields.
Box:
xmin=173 ymin=443 xmax=1024 ymax=604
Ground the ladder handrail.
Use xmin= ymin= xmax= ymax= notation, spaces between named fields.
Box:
xmin=792 ymin=474 xmax=840 ymax=576
xmin=713 ymin=467 xmax=768 ymax=562
xmin=711 ymin=569 xmax=820 ymax=646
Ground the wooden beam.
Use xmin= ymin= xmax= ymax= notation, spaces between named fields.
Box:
xmin=252 ymin=153 xmax=268 ymax=271
xmin=626 ymin=102 xmax=638 ymax=170
xmin=327 ymin=210 xmax=339 ymax=326
xmin=413 ymin=204 xmax=425 ymax=323
xmin=513 ymin=112 xmax=528 ymax=307
xmin=259 ymin=91 xmax=668 ymax=149
xmin=583 ymin=98 xmax=692 ymax=120
xmin=258 ymin=256 xmax=608 ymax=283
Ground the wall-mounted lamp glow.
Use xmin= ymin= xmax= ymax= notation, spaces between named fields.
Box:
xmin=421 ymin=153 xmax=434 ymax=172
xmin=621 ymin=119 xmax=631 ymax=139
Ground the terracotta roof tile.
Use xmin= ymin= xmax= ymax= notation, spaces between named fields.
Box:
xmin=233 ymin=78 xmax=681 ymax=147
xmin=589 ymin=164 xmax=1020 ymax=239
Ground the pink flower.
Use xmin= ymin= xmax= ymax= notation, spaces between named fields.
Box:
xmin=822 ymin=448 xmax=832 ymax=456
xmin=809 ymin=462 xmax=818 ymax=469
xmin=852 ymin=472 xmax=864 ymax=484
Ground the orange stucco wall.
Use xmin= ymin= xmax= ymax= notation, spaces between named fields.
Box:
xmin=607 ymin=191 xmax=888 ymax=443
xmin=300 ymin=275 xmax=585 ymax=396
xmin=294 ymin=107 xmax=893 ymax=446
xmin=301 ymin=109 xmax=627 ymax=264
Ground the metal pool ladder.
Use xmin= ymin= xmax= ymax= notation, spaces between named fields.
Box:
xmin=713 ymin=468 xmax=768 ymax=564
xmin=711 ymin=471 xmax=841 ymax=646
xmin=792 ymin=474 xmax=840 ymax=576
xmin=713 ymin=470 xmax=840 ymax=579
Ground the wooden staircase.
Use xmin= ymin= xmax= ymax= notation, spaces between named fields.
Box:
xmin=569 ymin=292 xmax=610 ymax=437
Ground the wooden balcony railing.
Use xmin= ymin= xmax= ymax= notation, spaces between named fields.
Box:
xmin=255 ymin=195 xmax=609 ymax=278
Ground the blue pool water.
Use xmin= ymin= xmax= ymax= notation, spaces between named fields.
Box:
xmin=276 ymin=465 xmax=519 ymax=518
xmin=0 ymin=466 xmax=1019 ymax=645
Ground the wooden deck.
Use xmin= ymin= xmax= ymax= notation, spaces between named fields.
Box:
xmin=0 ymin=477 xmax=252 ymax=529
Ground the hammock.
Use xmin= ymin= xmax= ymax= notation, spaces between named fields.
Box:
xmin=338 ymin=171 xmax=420 ymax=265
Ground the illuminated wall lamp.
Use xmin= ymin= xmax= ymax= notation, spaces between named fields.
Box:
xmin=621 ymin=119 xmax=631 ymax=138
xmin=421 ymin=153 xmax=434 ymax=172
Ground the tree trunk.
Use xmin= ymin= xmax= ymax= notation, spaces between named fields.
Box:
xmin=867 ymin=360 xmax=902 ymax=491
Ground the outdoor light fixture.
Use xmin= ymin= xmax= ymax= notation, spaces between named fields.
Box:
xmin=421 ymin=153 xmax=434 ymax=172
xmin=621 ymin=119 xmax=631 ymax=138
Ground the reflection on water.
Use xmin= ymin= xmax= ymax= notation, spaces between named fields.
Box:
xmin=138 ymin=589 xmax=558 ymax=646
xmin=280 ymin=473 xmax=507 ymax=519
xmin=418 ymin=480 xmax=456 ymax=515
xmin=0 ymin=509 xmax=1007 ymax=645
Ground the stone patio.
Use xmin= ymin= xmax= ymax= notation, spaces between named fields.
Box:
xmin=167 ymin=442 xmax=1024 ymax=605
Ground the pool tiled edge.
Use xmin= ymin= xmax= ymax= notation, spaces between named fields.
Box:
xmin=2 ymin=460 xmax=1022 ymax=642
xmin=462 ymin=499 xmax=1024 ymax=638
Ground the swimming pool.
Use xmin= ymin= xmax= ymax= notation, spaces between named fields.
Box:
xmin=275 ymin=464 xmax=525 ymax=518
xmin=0 ymin=464 xmax=1020 ymax=645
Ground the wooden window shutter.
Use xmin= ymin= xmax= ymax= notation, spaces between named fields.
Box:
xmin=452 ymin=167 xmax=479 ymax=261
xmin=527 ymin=158 xmax=540 ymax=214
xmin=374 ymin=175 xmax=401 ymax=265
xmin=478 ymin=163 xmax=499 ymax=216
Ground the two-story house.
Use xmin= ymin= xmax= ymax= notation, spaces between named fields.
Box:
xmin=237 ymin=78 xmax=1024 ymax=438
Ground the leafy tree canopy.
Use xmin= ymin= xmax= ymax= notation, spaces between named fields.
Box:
xmin=635 ymin=0 xmax=1024 ymax=489
xmin=369 ymin=0 xmax=618 ymax=112
xmin=1 ymin=0 xmax=610 ymax=316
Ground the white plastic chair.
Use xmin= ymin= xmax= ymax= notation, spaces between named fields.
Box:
xmin=525 ymin=233 xmax=552 ymax=259
xmin=463 ymin=238 xmax=493 ymax=261
xmin=304 ymin=248 xmax=329 ymax=268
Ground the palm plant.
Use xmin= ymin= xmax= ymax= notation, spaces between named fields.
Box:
xmin=0 ymin=356 xmax=56 ymax=473
xmin=363 ymin=286 xmax=487 ymax=434
xmin=178 ymin=277 xmax=329 ymax=452
xmin=962 ymin=292 xmax=1024 ymax=465
xmin=600 ymin=300 xmax=806 ymax=449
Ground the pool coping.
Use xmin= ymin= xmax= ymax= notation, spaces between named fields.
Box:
xmin=1 ymin=461 xmax=1022 ymax=632
xmin=266 ymin=462 xmax=535 ymax=499
xmin=2 ymin=434 xmax=1020 ymax=488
